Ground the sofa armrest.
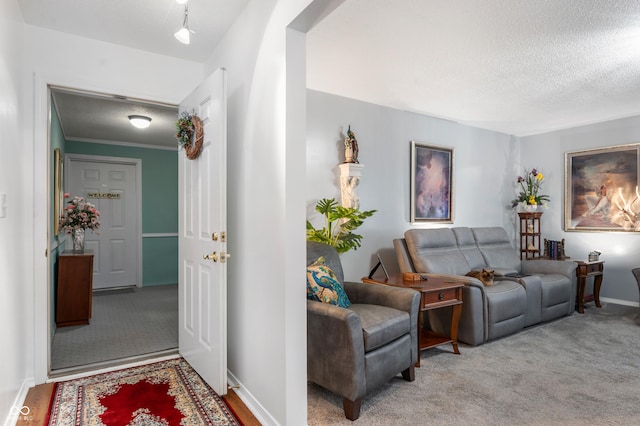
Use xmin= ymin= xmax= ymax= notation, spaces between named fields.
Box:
xmin=307 ymin=300 xmax=366 ymax=401
xmin=521 ymin=259 xmax=577 ymax=278
xmin=422 ymin=275 xmax=490 ymax=346
xmin=393 ymin=238 xmax=416 ymax=273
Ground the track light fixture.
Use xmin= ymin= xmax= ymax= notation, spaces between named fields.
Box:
xmin=128 ymin=115 xmax=152 ymax=129
xmin=174 ymin=2 xmax=193 ymax=45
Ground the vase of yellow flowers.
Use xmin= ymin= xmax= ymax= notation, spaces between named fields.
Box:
xmin=511 ymin=168 xmax=550 ymax=210
xmin=59 ymin=194 xmax=101 ymax=252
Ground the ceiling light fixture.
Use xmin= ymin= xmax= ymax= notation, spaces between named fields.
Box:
xmin=128 ymin=115 xmax=152 ymax=129
xmin=174 ymin=3 xmax=193 ymax=45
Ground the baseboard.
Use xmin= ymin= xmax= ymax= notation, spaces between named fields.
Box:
xmin=600 ymin=297 xmax=640 ymax=307
xmin=3 ymin=378 xmax=35 ymax=426
xmin=227 ymin=370 xmax=278 ymax=426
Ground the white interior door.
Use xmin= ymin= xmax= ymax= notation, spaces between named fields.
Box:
xmin=178 ymin=68 xmax=228 ymax=394
xmin=66 ymin=156 xmax=139 ymax=289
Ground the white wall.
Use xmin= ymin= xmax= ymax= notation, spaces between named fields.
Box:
xmin=202 ymin=0 xmax=325 ymax=424
xmin=521 ymin=116 xmax=640 ymax=305
xmin=306 ymin=90 xmax=516 ymax=281
xmin=306 ymin=90 xmax=640 ymax=306
xmin=16 ymin=17 xmax=204 ymax=416
xmin=0 ymin=1 xmax=30 ymax=424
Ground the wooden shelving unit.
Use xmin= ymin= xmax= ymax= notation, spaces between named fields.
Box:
xmin=518 ymin=212 xmax=542 ymax=260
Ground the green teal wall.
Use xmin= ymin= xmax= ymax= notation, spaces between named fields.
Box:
xmin=142 ymin=237 xmax=179 ymax=285
xmin=65 ymin=141 xmax=178 ymax=286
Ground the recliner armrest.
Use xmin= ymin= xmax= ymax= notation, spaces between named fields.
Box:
xmin=343 ymin=281 xmax=420 ymax=365
xmin=343 ymin=281 xmax=420 ymax=316
xmin=521 ymin=259 xmax=577 ymax=278
xmin=307 ymin=300 xmax=366 ymax=401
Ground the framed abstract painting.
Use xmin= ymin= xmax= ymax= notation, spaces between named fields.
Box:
xmin=565 ymin=144 xmax=640 ymax=232
xmin=410 ymin=141 xmax=453 ymax=223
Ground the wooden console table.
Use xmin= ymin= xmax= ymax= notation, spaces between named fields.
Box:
xmin=362 ymin=273 xmax=463 ymax=367
xmin=574 ymin=260 xmax=604 ymax=314
xmin=56 ymin=250 xmax=94 ymax=327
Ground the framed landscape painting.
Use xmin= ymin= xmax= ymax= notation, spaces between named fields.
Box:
xmin=565 ymin=144 xmax=640 ymax=232
xmin=410 ymin=141 xmax=453 ymax=223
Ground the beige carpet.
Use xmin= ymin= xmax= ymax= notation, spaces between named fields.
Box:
xmin=307 ymin=303 xmax=640 ymax=425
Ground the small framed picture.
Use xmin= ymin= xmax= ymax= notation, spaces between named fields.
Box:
xmin=410 ymin=141 xmax=453 ymax=223
xmin=565 ymin=144 xmax=640 ymax=232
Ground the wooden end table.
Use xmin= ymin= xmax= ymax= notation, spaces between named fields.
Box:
xmin=362 ymin=273 xmax=463 ymax=367
xmin=56 ymin=250 xmax=94 ymax=327
xmin=574 ymin=260 xmax=604 ymax=314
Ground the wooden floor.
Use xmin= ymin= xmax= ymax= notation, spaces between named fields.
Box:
xmin=17 ymin=382 xmax=260 ymax=426
xmin=15 ymin=383 xmax=54 ymax=426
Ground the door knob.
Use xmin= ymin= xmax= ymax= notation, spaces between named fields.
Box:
xmin=203 ymin=252 xmax=218 ymax=262
xmin=220 ymin=252 xmax=231 ymax=263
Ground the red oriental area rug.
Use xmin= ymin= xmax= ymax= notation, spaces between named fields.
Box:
xmin=46 ymin=358 xmax=240 ymax=426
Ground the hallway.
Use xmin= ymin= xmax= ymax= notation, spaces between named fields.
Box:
xmin=52 ymin=284 xmax=178 ymax=373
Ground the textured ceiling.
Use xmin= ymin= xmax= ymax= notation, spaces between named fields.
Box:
xmin=307 ymin=0 xmax=640 ymax=136
xmin=18 ymin=0 xmax=249 ymax=63
xmin=19 ymin=0 xmax=640 ymax=140
xmin=51 ymin=89 xmax=178 ymax=148
xmin=19 ymin=0 xmax=249 ymax=147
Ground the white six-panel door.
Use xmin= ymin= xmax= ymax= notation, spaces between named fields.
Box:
xmin=66 ymin=156 xmax=139 ymax=289
xmin=178 ymin=68 xmax=228 ymax=395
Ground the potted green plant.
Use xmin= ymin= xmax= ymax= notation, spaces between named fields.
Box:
xmin=306 ymin=198 xmax=376 ymax=253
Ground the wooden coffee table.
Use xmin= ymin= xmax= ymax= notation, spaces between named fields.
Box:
xmin=362 ymin=273 xmax=463 ymax=367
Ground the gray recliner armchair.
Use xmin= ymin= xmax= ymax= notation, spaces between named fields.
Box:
xmin=306 ymin=241 xmax=420 ymax=420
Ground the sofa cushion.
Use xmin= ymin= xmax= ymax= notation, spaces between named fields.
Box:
xmin=452 ymin=227 xmax=486 ymax=270
xmin=348 ymin=304 xmax=410 ymax=352
xmin=472 ymin=227 xmax=522 ymax=271
xmin=484 ymin=280 xmax=527 ymax=340
xmin=307 ymin=257 xmax=351 ymax=308
xmin=404 ymin=229 xmax=471 ymax=275
xmin=539 ymin=273 xmax=573 ymax=321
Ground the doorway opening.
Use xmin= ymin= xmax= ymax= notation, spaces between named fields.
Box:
xmin=49 ymin=86 xmax=180 ymax=376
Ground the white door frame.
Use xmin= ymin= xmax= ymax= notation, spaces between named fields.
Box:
xmin=65 ymin=153 xmax=143 ymax=288
xmin=34 ymin=75 xmax=180 ymax=383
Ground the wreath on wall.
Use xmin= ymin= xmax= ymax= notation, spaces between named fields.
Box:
xmin=175 ymin=111 xmax=204 ymax=160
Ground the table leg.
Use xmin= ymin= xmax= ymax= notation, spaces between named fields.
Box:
xmin=593 ymin=274 xmax=603 ymax=308
xmin=450 ymin=304 xmax=462 ymax=355
xmin=576 ymin=276 xmax=586 ymax=314
xmin=416 ymin=312 xmax=423 ymax=368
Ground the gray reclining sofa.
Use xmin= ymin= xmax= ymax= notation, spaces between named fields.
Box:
xmin=394 ymin=227 xmax=577 ymax=345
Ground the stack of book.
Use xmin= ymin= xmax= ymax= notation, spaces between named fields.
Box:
xmin=544 ymin=238 xmax=567 ymax=259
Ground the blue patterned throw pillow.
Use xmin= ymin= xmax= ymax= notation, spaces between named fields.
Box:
xmin=306 ymin=256 xmax=351 ymax=308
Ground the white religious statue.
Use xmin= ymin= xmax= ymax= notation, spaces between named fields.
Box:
xmin=341 ymin=175 xmax=361 ymax=209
